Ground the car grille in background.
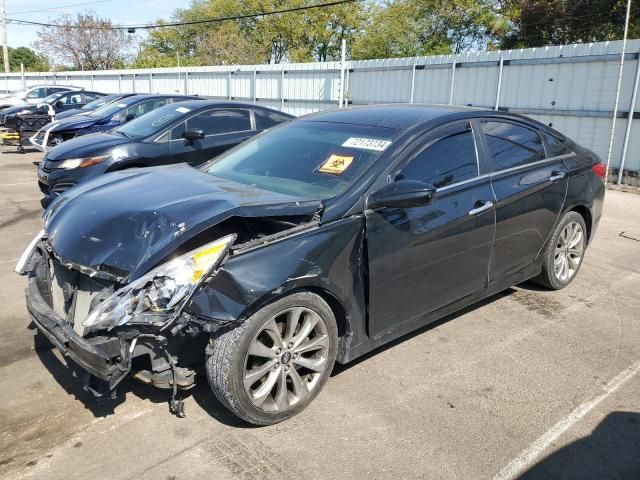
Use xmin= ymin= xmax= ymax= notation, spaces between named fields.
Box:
xmin=51 ymin=183 xmax=75 ymax=195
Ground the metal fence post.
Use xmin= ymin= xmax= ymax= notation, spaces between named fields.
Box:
xmin=618 ymin=52 xmax=640 ymax=184
xmin=132 ymin=73 xmax=136 ymax=93
xmin=495 ymin=57 xmax=504 ymax=110
xmin=228 ymin=70 xmax=232 ymax=100
xmin=118 ymin=74 xmax=122 ymax=93
xmin=410 ymin=62 xmax=417 ymax=104
xmin=253 ymin=70 xmax=257 ymax=103
xmin=339 ymin=39 xmax=346 ymax=108
xmin=449 ymin=60 xmax=456 ymax=105
xmin=281 ymin=69 xmax=285 ymax=110
xmin=345 ymin=66 xmax=350 ymax=108
xmin=149 ymin=72 xmax=153 ymax=93
xmin=184 ymin=70 xmax=189 ymax=95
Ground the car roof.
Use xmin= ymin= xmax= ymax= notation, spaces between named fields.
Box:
xmin=156 ymin=99 xmax=294 ymax=114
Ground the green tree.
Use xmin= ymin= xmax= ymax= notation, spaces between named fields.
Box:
xmin=499 ymin=0 xmax=640 ymax=48
xmin=135 ymin=0 xmax=365 ymax=65
xmin=352 ymin=0 xmax=505 ymax=60
xmin=6 ymin=47 xmax=49 ymax=72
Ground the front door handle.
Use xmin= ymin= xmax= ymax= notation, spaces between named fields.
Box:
xmin=549 ymin=171 xmax=566 ymax=182
xmin=468 ymin=200 xmax=494 ymax=216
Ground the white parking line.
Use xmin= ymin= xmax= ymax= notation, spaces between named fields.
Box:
xmin=492 ymin=358 xmax=640 ymax=480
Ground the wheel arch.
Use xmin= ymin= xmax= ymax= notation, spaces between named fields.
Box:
xmin=215 ymin=281 xmax=353 ymax=361
xmin=564 ymin=203 xmax=593 ymax=242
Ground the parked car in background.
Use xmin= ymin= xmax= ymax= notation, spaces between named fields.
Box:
xmin=0 ymin=85 xmax=81 ymax=110
xmin=30 ymin=94 xmax=200 ymax=152
xmin=17 ymin=105 xmax=605 ymax=425
xmin=55 ymin=93 xmax=136 ymax=120
xmin=0 ymin=91 xmax=106 ymax=127
xmin=37 ymin=100 xmax=293 ymax=207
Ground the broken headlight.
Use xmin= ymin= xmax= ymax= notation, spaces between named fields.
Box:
xmin=83 ymin=234 xmax=235 ymax=331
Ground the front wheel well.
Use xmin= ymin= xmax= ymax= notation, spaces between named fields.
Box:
xmin=568 ymin=205 xmax=592 ymax=242
xmin=238 ymin=286 xmax=350 ymax=341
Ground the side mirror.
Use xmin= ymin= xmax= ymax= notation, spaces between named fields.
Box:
xmin=124 ymin=113 xmax=136 ymax=123
xmin=55 ymin=100 xmax=64 ymax=108
xmin=184 ymin=129 xmax=204 ymax=141
xmin=368 ymin=180 xmax=437 ymax=210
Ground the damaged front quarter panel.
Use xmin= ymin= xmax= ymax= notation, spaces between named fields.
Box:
xmin=184 ymin=215 xmax=368 ymax=363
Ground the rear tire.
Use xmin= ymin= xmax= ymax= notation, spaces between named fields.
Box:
xmin=532 ymin=211 xmax=587 ymax=290
xmin=206 ymin=291 xmax=338 ymax=425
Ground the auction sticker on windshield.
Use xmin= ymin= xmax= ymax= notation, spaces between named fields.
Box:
xmin=176 ymin=107 xmax=191 ymax=113
xmin=342 ymin=137 xmax=392 ymax=151
xmin=318 ymin=154 xmax=354 ymax=175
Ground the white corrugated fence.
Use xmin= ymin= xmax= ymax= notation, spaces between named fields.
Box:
xmin=3 ymin=40 xmax=640 ymax=184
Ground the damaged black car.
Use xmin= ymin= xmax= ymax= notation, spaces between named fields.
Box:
xmin=17 ymin=105 xmax=605 ymax=425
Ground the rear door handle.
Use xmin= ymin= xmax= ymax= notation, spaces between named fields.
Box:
xmin=549 ymin=171 xmax=566 ymax=182
xmin=468 ymin=200 xmax=494 ymax=216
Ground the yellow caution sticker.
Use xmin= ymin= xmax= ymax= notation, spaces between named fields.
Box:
xmin=318 ymin=154 xmax=354 ymax=175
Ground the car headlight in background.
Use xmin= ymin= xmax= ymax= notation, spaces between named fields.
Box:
xmin=83 ymin=234 xmax=236 ymax=331
xmin=59 ymin=155 xmax=110 ymax=169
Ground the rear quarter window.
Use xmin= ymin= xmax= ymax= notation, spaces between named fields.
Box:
xmin=543 ymin=133 xmax=574 ymax=157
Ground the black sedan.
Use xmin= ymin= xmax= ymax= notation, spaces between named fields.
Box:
xmin=37 ymin=100 xmax=293 ymax=207
xmin=29 ymin=94 xmax=200 ymax=152
xmin=17 ymin=105 xmax=604 ymax=425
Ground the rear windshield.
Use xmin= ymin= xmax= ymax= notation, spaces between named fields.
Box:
xmin=205 ymin=121 xmax=398 ymax=200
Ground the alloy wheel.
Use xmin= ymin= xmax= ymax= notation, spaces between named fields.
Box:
xmin=554 ymin=221 xmax=585 ymax=283
xmin=243 ymin=306 xmax=330 ymax=412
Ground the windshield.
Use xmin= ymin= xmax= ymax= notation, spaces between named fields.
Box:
xmin=115 ymin=103 xmax=187 ymax=139
xmin=88 ymin=97 xmax=139 ymax=118
xmin=82 ymin=94 xmax=120 ymax=111
xmin=205 ymin=122 xmax=397 ymax=200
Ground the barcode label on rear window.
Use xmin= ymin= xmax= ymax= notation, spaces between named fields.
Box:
xmin=342 ymin=137 xmax=392 ymax=151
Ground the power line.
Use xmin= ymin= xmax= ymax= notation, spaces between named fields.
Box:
xmin=8 ymin=0 xmax=114 ymax=15
xmin=7 ymin=0 xmax=360 ymax=31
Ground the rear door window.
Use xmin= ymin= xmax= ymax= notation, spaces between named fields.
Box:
xmin=26 ymin=87 xmax=48 ymax=99
xmin=397 ymin=123 xmax=478 ymax=188
xmin=185 ymin=109 xmax=252 ymax=136
xmin=482 ymin=121 xmax=546 ymax=171
xmin=120 ymin=99 xmax=169 ymax=122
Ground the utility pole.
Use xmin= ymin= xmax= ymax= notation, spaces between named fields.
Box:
xmin=1 ymin=0 xmax=9 ymax=74
xmin=605 ymin=0 xmax=633 ymax=184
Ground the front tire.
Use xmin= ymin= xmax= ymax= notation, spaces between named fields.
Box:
xmin=532 ymin=211 xmax=587 ymax=290
xmin=206 ymin=291 xmax=338 ymax=425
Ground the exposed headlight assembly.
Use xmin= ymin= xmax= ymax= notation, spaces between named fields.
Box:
xmin=59 ymin=154 xmax=110 ymax=169
xmin=83 ymin=234 xmax=235 ymax=331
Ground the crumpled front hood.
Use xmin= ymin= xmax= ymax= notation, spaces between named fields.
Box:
xmin=44 ymin=164 xmax=320 ymax=282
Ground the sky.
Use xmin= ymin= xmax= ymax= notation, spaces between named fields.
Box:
xmin=5 ymin=0 xmax=191 ymax=48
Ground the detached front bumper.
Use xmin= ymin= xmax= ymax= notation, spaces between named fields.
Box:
xmin=25 ymin=275 xmax=131 ymax=389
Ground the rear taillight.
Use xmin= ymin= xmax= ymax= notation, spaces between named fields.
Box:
xmin=592 ymin=163 xmax=606 ymax=179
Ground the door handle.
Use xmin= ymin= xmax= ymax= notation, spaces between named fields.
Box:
xmin=549 ymin=171 xmax=566 ymax=182
xmin=468 ymin=200 xmax=494 ymax=216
